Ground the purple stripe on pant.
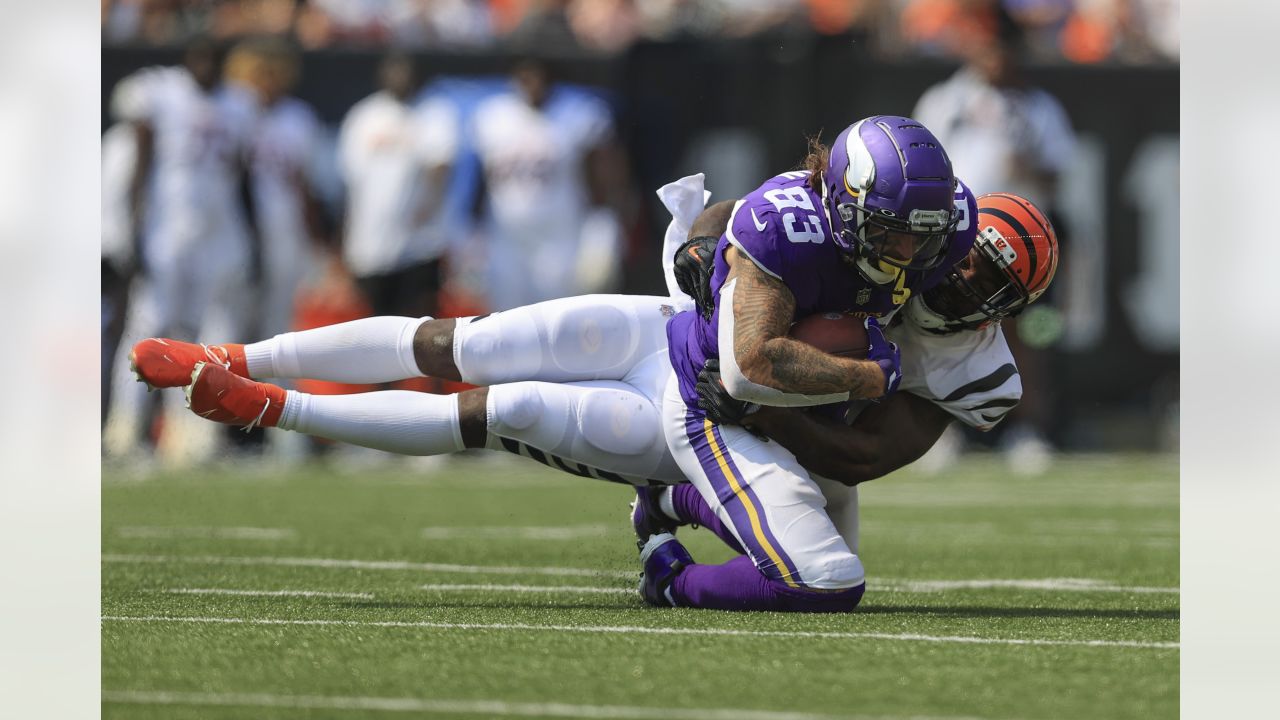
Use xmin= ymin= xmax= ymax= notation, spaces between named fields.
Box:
xmin=682 ymin=412 xmax=804 ymax=586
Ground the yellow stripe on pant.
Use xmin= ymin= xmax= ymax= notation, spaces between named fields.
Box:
xmin=701 ymin=419 xmax=800 ymax=588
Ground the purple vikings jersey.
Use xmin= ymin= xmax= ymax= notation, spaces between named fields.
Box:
xmin=667 ymin=171 xmax=977 ymax=409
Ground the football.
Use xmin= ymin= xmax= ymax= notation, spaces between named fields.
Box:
xmin=788 ymin=312 xmax=870 ymax=359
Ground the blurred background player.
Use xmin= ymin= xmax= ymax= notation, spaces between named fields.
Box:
xmin=912 ymin=17 xmax=1077 ymax=474
xmin=101 ymin=120 xmax=139 ymax=426
xmin=103 ymin=37 xmax=266 ymax=464
xmin=235 ymin=36 xmax=336 ymax=461
xmin=337 ymin=52 xmax=459 ymax=325
xmin=470 ymin=57 xmax=632 ymax=311
xmin=332 ymin=50 xmax=462 ymax=433
xmin=242 ymin=36 xmax=330 ymax=345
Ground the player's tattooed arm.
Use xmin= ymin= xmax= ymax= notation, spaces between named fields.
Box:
xmin=744 ymin=393 xmax=953 ymax=484
xmin=727 ymin=248 xmax=886 ymax=398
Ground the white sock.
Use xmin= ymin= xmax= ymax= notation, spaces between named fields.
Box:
xmin=243 ymin=316 xmax=429 ymax=382
xmin=658 ymin=486 xmax=679 ymax=521
xmin=279 ymin=390 xmax=465 ymax=456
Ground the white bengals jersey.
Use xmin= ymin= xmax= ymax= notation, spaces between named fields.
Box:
xmin=472 ymin=90 xmax=612 ymax=234
xmin=110 ymin=66 xmax=259 ymax=250
xmin=337 ymin=91 xmax=460 ymax=276
xmin=472 ymin=89 xmax=615 ymax=308
xmin=886 ymin=318 xmax=1022 ymax=431
xmin=912 ymin=67 xmax=1076 ymax=204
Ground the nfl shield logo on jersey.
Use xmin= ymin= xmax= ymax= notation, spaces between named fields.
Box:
xmin=856 ymin=288 xmax=872 ymax=305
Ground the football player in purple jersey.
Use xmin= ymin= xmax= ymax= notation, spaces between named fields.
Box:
xmin=645 ymin=116 xmax=978 ymax=612
xmin=641 ymin=193 xmax=1059 ymax=604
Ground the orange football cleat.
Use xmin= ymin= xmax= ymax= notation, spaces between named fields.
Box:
xmin=185 ymin=361 xmax=286 ymax=431
xmin=130 ymin=338 xmax=247 ymax=389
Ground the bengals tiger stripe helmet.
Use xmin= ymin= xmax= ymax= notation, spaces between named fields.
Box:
xmin=905 ymin=192 xmax=1060 ymax=333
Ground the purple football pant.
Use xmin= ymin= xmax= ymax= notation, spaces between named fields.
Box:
xmin=666 ymin=485 xmax=865 ymax=613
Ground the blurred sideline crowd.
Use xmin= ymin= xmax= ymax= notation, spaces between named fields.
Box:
xmin=102 ymin=35 xmax=636 ymax=468
xmin=103 ymin=0 xmax=1178 ymax=65
xmin=102 ymin=3 xmax=1127 ymax=476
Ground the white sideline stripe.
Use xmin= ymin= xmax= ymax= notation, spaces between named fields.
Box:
xmin=422 ymin=525 xmax=608 ymax=540
xmin=164 ymin=588 xmax=375 ymax=600
xmin=103 ymin=554 xmax=1179 ymax=594
xmin=878 ymin=578 xmax=1180 ymax=595
xmin=116 ymin=526 xmax=296 ymax=541
xmin=103 ymin=553 xmax=634 ymax=579
xmin=100 ymin=690 xmax=982 ymax=720
xmin=102 ymin=615 xmax=1179 ymax=650
xmin=420 ymin=583 xmax=632 ymax=595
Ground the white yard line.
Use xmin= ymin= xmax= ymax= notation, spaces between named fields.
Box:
xmin=103 ymin=553 xmax=634 ymax=579
xmin=116 ymin=526 xmax=296 ymax=541
xmin=878 ymin=578 xmax=1180 ymax=595
xmin=100 ymin=689 xmax=984 ymax=720
xmin=163 ymin=588 xmax=375 ymax=600
xmin=421 ymin=525 xmax=609 ymax=540
xmin=420 ymin=583 xmax=632 ymax=595
xmin=103 ymin=553 xmax=1179 ymax=594
xmin=101 ymin=615 xmax=1178 ymax=650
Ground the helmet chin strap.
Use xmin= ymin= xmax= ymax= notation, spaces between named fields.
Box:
xmin=857 ymin=257 xmax=904 ymax=286
xmin=819 ymin=180 xmax=838 ymax=238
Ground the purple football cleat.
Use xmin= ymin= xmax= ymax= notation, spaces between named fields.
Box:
xmin=638 ymin=532 xmax=694 ymax=607
xmin=630 ymin=486 xmax=677 ymax=548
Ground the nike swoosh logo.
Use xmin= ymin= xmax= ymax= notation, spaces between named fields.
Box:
xmin=750 ymin=208 xmax=767 ymax=232
xmin=687 ymin=246 xmax=702 ymax=260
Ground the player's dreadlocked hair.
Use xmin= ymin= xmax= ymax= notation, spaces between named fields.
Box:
xmin=801 ymin=135 xmax=830 ymax=195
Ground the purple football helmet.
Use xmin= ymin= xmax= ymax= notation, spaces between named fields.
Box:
xmin=823 ymin=116 xmax=960 ymax=286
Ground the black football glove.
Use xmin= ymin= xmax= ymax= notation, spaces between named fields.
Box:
xmin=674 ymin=236 xmax=719 ymax=320
xmin=695 ymin=359 xmax=765 ymax=438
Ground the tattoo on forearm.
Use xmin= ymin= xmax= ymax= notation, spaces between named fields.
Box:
xmin=731 ymin=258 xmax=880 ymax=397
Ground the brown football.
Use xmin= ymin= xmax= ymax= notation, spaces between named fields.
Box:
xmin=788 ymin=312 xmax=870 ymax=359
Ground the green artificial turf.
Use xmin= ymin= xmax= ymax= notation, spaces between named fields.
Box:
xmin=103 ymin=452 xmax=1178 ymax=719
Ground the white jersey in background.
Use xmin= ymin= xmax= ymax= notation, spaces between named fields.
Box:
xmin=337 ymin=91 xmax=459 ymax=278
xmin=912 ymin=68 xmax=1076 ymax=205
xmin=110 ymin=66 xmax=259 ymax=261
xmin=471 ymin=88 xmax=616 ymax=310
xmin=252 ymin=96 xmax=325 ymax=337
xmin=104 ymin=67 xmax=261 ymax=462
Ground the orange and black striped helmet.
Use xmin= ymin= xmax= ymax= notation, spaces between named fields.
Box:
xmin=909 ymin=192 xmax=1060 ymax=332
